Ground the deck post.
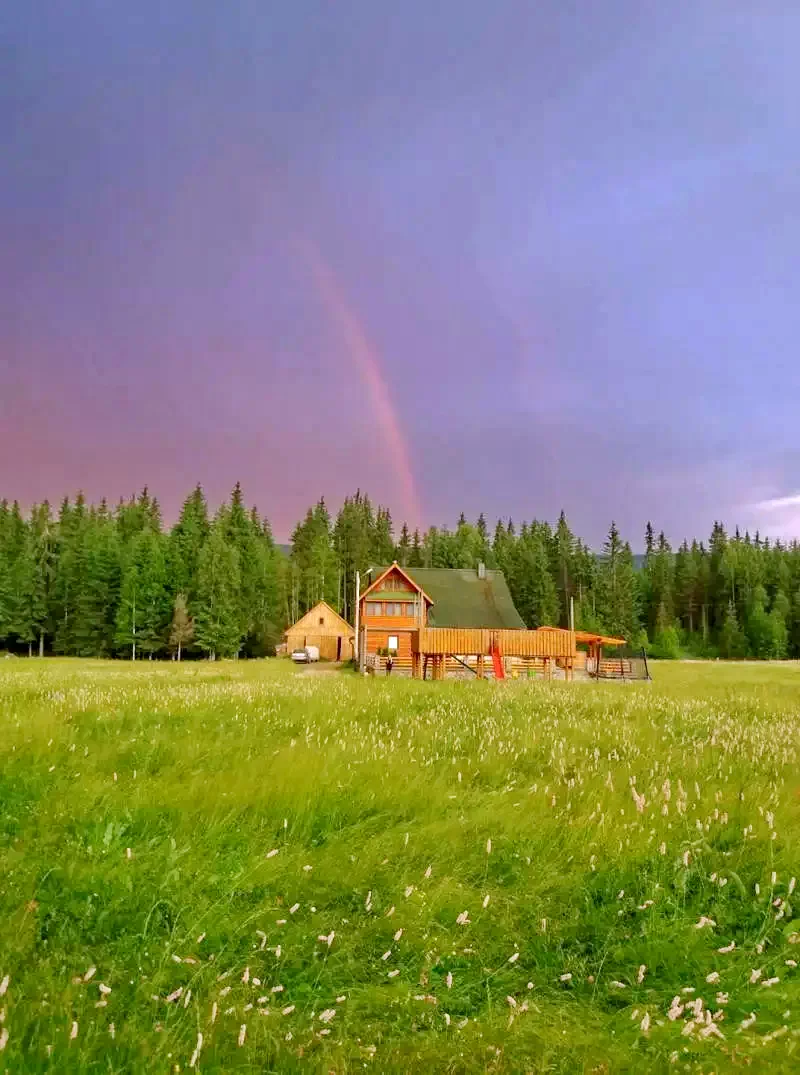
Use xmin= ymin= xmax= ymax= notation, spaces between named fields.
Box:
xmin=477 ymin=653 xmax=484 ymax=678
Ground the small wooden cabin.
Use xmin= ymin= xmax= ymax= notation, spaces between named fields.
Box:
xmin=284 ymin=601 xmax=354 ymax=662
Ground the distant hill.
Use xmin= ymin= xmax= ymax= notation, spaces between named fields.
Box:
xmin=276 ymin=543 xmax=292 ymax=558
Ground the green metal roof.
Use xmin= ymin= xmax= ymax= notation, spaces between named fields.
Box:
xmin=374 ymin=567 xmax=525 ymax=629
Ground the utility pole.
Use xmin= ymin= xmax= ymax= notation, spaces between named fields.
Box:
xmin=354 ymin=566 xmax=375 ymax=670
xmin=354 ymin=570 xmax=360 ymax=664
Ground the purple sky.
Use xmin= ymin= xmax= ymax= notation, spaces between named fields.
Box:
xmin=3 ymin=2 xmax=800 ymax=546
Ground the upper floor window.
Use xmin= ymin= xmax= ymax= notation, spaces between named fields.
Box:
xmin=384 ymin=576 xmax=409 ymax=591
xmin=365 ymin=601 xmax=382 ymax=616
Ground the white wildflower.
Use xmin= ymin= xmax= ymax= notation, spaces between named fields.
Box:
xmin=238 ymin=1023 xmax=247 ymax=1046
xmin=508 ymin=952 xmax=519 ymax=964
xmin=717 ymin=941 xmax=735 ymax=954
xmin=189 ymin=1032 xmax=203 ymax=1068
xmin=667 ymin=997 xmax=683 ymax=1021
xmin=319 ymin=1008 xmax=336 ymax=1023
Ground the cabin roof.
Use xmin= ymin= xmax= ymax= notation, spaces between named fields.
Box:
xmin=370 ymin=566 xmax=526 ymax=629
xmin=573 ymin=630 xmax=627 ymax=646
xmin=360 ymin=563 xmax=433 ymax=604
xmin=284 ymin=601 xmax=353 ymax=635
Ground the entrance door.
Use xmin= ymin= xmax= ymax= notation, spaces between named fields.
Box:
xmin=337 ymin=636 xmax=342 ymax=661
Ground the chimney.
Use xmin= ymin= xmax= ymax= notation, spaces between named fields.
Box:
xmin=477 ymin=562 xmax=486 ymax=580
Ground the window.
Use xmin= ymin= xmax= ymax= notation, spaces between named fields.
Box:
xmin=318 ymin=617 xmax=325 ymax=626
xmin=388 ymin=636 xmax=398 ymax=653
xmin=365 ymin=601 xmax=382 ymax=616
xmin=385 ymin=602 xmax=406 ymax=616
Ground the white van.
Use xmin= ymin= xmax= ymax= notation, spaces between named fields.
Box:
xmin=291 ymin=645 xmax=320 ymax=664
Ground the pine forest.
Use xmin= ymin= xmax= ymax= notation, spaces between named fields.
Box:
xmin=0 ymin=486 xmax=797 ymax=661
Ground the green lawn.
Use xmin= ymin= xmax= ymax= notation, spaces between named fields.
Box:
xmin=2 ymin=659 xmax=800 ymax=1071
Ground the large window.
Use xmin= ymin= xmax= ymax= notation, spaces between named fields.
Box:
xmin=386 ymin=602 xmax=405 ymax=616
xmin=365 ymin=601 xmax=382 ymax=616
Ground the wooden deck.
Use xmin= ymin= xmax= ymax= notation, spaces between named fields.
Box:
xmin=412 ymin=627 xmax=574 ymax=657
xmin=410 ymin=626 xmax=576 ymax=680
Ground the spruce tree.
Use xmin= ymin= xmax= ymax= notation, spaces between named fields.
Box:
xmin=409 ymin=529 xmax=423 ymax=568
xmin=396 ymin=523 xmax=411 ymax=566
xmin=596 ymin=523 xmax=640 ymax=639
xmin=115 ymin=529 xmax=169 ymax=659
xmin=0 ymin=501 xmax=14 ymax=644
xmin=194 ymin=524 xmax=241 ymax=659
xmin=10 ymin=521 xmax=46 ymax=655
xmin=169 ymin=485 xmax=210 ymax=609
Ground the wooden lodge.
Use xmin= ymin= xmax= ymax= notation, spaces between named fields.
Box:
xmin=284 ymin=601 xmax=354 ymax=662
xmin=358 ymin=563 xmax=586 ymax=679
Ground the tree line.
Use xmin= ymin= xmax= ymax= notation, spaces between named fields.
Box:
xmin=0 ymin=484 xmax=281 ymax=660
xmin=0 ymin=485 xmax=798 ymax=659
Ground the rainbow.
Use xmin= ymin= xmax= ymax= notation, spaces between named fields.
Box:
xmin=297 ymin=238 xmax=422 ymax=530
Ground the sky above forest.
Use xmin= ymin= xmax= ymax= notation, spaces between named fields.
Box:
xmin=3 ymin=1 xmax=800 ymax=547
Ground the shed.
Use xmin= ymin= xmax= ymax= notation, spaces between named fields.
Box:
xmin=284 ymin=602 xmax=354 ymax=662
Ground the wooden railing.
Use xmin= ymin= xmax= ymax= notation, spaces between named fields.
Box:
xmin=412 ymin=627 xmax=575 ymax=658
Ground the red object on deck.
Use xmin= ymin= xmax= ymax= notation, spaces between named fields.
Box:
xmin=490 ymin=642 xmax=505 ymax=679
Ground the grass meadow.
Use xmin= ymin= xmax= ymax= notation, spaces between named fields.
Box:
xmin=2 ymin=659 xmax=800 ymax=1072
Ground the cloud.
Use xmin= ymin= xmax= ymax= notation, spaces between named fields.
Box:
xmin=754 ymin=493 xmax=800 ymax=511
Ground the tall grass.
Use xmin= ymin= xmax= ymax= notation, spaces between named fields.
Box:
xmin=2 ymin=659 xmax=800 ymax=1071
